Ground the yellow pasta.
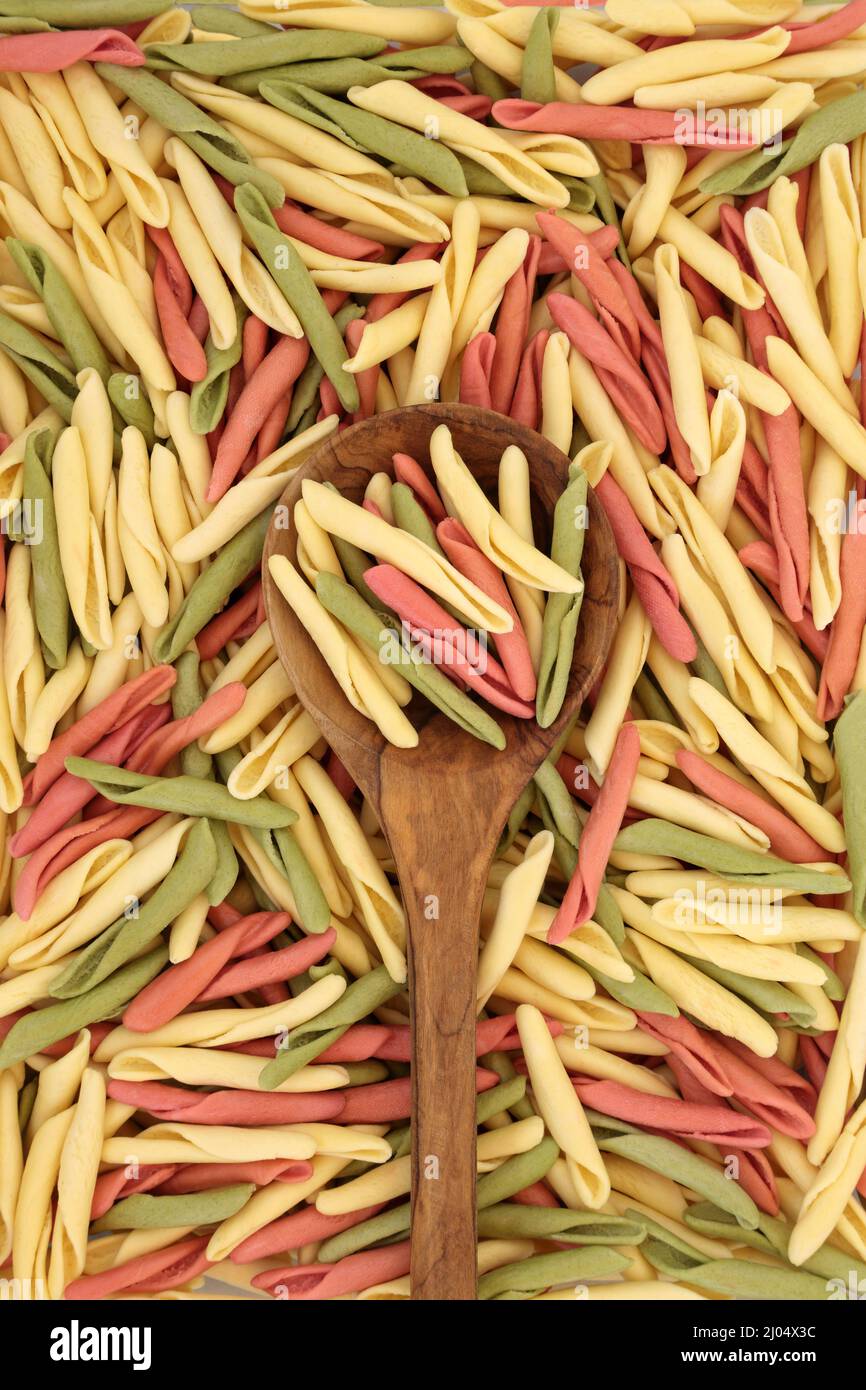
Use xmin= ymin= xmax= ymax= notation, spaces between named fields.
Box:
xmin=430 ymin=428 xmax=581 ymax=593
xmin=47 ymin=1067 xmax=106 ymax=1299
xmin=517 ymin=1003 xmax=610 ymax=1209
xmin=164 ymin=139 xmax=302 ymax=337
xmin=477 ymin=831 xmax=554 ymax=1008
xmin=64 ymin=62 xmax=169 ymax=228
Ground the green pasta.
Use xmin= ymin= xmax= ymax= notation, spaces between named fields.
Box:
xmin=378 ymin=44 xmax=468 ymax=74
xmin=685 ymin=1260 xmax=841 ymax=1300
xmin=389 ymin=482 xmax=443 ymax=553
xmin=259 ymin=965 xmax=402 ymax=1088
xmin=22 ymin=427 xmax=69 ymax=670
xmin=328 ymin=527 xmax=390 ymax=611
xmin=17 ymin=1078 xmax=37 ymax=1132
xmin=636 ymin=1210 xmax=832 ymax=1297
xmin=315 ymin=571 xmax=506 ymax=749
xmin=234 ymin=183 xmax=359 ymax=412
xmin=170 ymin=652 xmax=239 ymax=904
xmin=223 ymin=58 xmax=411 ymax=97
xmin=214 ymin=745 xmax=325 ymax=928
xmin=49 ymin=820 xmax=218 ymax=999
xmin=536 ymin=462 xmax=587 ymax=727
xmin=451 ymin=156 xmax=511 ymax=198
xmin=583 ymin=959 xmax=679 ymax=1016
xmin=285 ymin=305 xmax=364 ymax=436
xmin=273 ymin=824 xmax=331 ymax=934
xmin=0 ymin=17 xmax=50 ymax=30
xmin=188 ymin=5 xmax=274 ymax=38
xmin=107 ymin=372 xmax=156 ymax=448
xmin=520 ymin=7 xmax=558 ymax=106
xmin=533 ymin=757 xmax=581 ymax=877
xmin=690 ymin=632 xmax=728 ymax=696
xmin=225 ymin=44 xmax=466 ymax=95
xmin=644 ymin=1221 xmax=835 ymax=1299
xmin=212 ymin=741 xmax=329 ymax=932
xmin=152 ymin=506 xmax=272 ymax=664
xmin=479 ymin=1246 xmax=629 ymax=1300
xmin=6 ymin=240 xmax=112 ymax=382
xmin=587 ymin=1115 xmax=760 ymax=1229
xmin=475 ymin=1076 xmax=527 ymax=1125
xmin=0 ymin=0 xmax=170 ymax=20
xmin=261 ymin=81 xmax=468 ymax=197
xmin=290 ymin=400 xmax=320 ymax=437
xmin=0 ymin=945 xmax=168 ymax=1069
xmin=612 ymin=820 xmax=849 ymax=895
xmin=318 ymin=1202 xmax=411 ymax=1262
xmin=471 ymin=60 xmax=510 ymax=104
xmin=477 ymin=1205 xmax=645 ymax=1246
xmin=684 ymin=1202 xmax=866 ymax=1286
xmin=0 ymin=311 xmax=77 ymax=421
xmin=561 ymin=176 xmax=596 ymax=215
xmin=835 ymin=691 xmax=866 ymax=924
xmin=95 ymin=1184 xmax=255 ymax=1232
xmin=145 ymin=31 xmax=385 ymax=76
xmin=498 ymin=780 xmax=536 ymax=855
xmin=477 ymin=1051 xmax=534 ymax=1120
xmin=798 ymin=943 xmax=844 ymax=1001
xmin=171 ymin=652 xmax=214 ymax=781
xmin=64 ymin=757 xmax=298 ymax=830
xmin=190 ymin=330 xmax=246 ymax=437
xmin=95 ymin=63 xmax=284 ymax=208
xmin=593 ymin=883 xmax=626 ymax=947
xmin=633 ymin=671 xmax=677 ymax=726
xmin=475 ymin=1136 xmax=559 ymax=1207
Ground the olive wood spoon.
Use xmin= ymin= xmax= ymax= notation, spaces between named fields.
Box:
xmin=263 ymin=403 xmax=620 ymax=1300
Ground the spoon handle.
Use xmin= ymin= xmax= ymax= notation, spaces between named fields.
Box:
xmin=386 ymin=774 xmax=498 ymax=1301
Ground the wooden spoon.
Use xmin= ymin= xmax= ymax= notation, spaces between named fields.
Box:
xmin=263 ymin=403 xmax=620 ymax=1300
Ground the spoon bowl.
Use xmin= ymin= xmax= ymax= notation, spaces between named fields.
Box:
xmin=263 ymin=402 xmax=620 ymax=1299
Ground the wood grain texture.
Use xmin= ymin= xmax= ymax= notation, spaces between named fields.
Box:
xmin=263 ymin=403 xmax=620 ymax=1299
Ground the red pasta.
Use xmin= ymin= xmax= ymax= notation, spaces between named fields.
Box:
xmin=121 ymin=913 xmax=300 ymax=1031
xmin=229 ymin=1202 xmax=387 ymax=1263
xmin=676 ymin=750 xmax=828 ymax=863
xmin=547 ymin=292 xmax=666 ymax=454
xmin=459 ymin=330 xmax=495 ymax=410
xmin=64 ymin=1236 xmax=212 ymax=1300
xmin=437 ymin=516 xmax=537 ymax=701
xmin=570 ymin=1077 xmax=772 ymax=1147
xmin=252 ymin=1241 xmax=411 ymax=1298
xmin=0 ymin=28 xmax=144 ymax=71
xmin=548 ymin=723 xmax=641 ymax=942
xmin=596 ymin=471 xmax=696 ymax=661
xmin=146 ymin=225 xmax=207 ymax=383
xmin=492 ymin=99 xmax=758 ymax=146
xmin=23 ymin=664 xmax=177 ymax=805
xmin=489 ymin=235 xmax=541 ymax=415
xmin=106 ymin=1079 xmax=347 ymax=1125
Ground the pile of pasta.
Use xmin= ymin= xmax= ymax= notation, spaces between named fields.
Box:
xmin=1 ymin=0 xmax=866 ymax=1302
xmin=268 ymin=423 xmax=588 ymax=747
